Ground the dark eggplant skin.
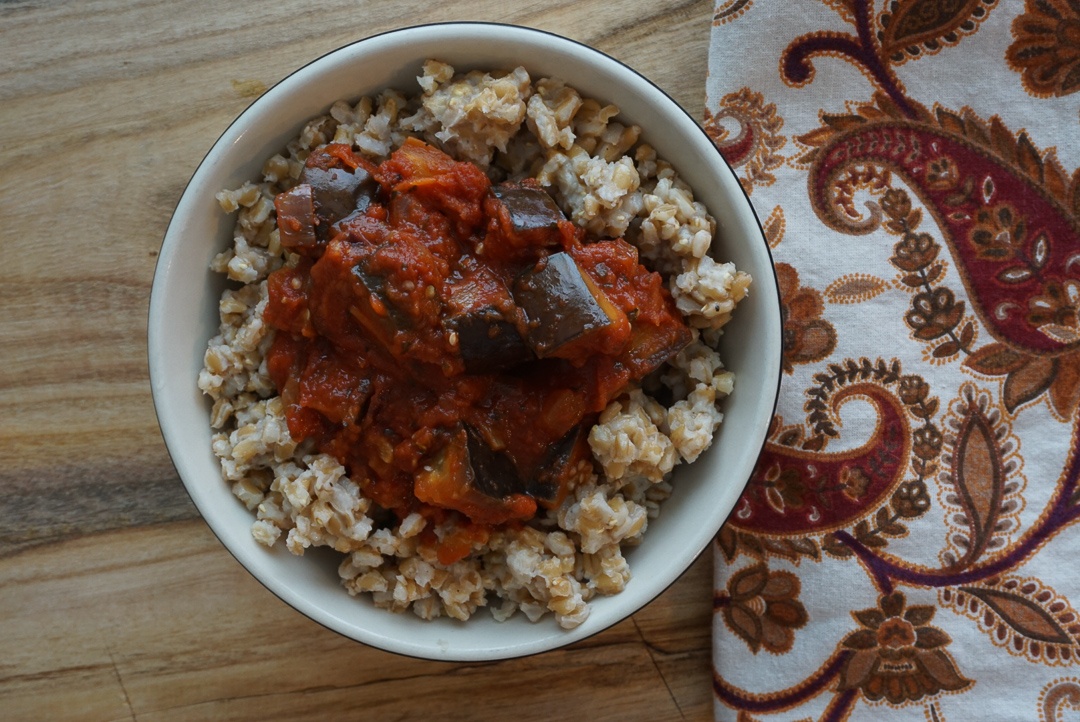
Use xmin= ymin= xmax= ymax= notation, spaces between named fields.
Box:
xmin=274 ymin=184 xmax=319 ymax=249
xmin=462 ymin=424 xmax=586 ymax=504
xmin=491 ymin=184 xmax=565 ymax=233
xmin=463 ymin=425 xmax=522 ymax=499
xmin=443 ymin=269 xmax=533 ymax=374
xmin=274 ymin=167 xmax=376 ymax=250
xmin=528 ymin=425 xmax=588 ymax=503
xmin=444 ymin=311 xmax=532 ymax=374
xmin=348 ymin=259 xmax=413 ymax=349
xmin=414 ymin=425 xmax=520 ymax=503
xmin=299 ymin=165 xmax=377 ymax=239
xmin=512 ymin=252 xmax=617 ymax=357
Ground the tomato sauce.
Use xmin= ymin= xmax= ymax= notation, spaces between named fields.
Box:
xmin=263 ymin=138 xmax=691 ymax=561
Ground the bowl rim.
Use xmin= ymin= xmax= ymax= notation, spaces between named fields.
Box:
xmin=148 ymin=20 xmax=782 ymax=661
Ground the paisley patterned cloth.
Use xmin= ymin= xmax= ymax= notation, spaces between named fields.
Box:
xmin=706 ymin=1 xmax=1080 ymax=719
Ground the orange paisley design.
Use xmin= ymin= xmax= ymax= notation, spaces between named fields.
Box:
xmin=776 ymin=262 xmax=837 ymax=373
xmin=1006 ymin=0 xmax=1080 ymax=98
xmin=837 ymin=591 xmax=971 ymax=703
xmin=709 ymin=0 xmax=1080 ymax=719
xmin=716 ymin=563 xmax=809 ymax=654
xmin=877 ymin=0 xmax=997 ymax=65
xmin=796 ymin=95 xmax=1080 ymax=418
xmin=705 ymin=87 xmax=787 ymax=194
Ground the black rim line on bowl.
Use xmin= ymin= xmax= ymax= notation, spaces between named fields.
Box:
xmin=146 ymin=20 xmax=784 ymax=663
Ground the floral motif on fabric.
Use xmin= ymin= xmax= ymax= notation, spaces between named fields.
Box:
xmin=937 ymin=383 xmax=1026 ymax=569
xmin=761 ymin=205 xmax=785 ymax=249
xmin=1006 ymin=0 xmax=1080 ymax=98
xmin=716 ymin=563 xmax=809 ymax=654
xmin=794 ymin=91 xmax=1080 ymax=414
xmin=714 ymin=0 xmax=755 ymax=25
xmin=876 ymin=0 xmax=997 ymax=65
xmin=1040 ymin=678 xmax=1080 ymax=720
xmin=777 ymin=263 xmax=838 ymax=373
xmin=718 ymin=357 xmax=937 ymax=564
xmin=837 ymin=591 xmax=971 ymax=704
xmin=705 ymin=88 xmax=787 ymax=194
xmin=708 ymin=0 xmax=1080 ymax=719
xmin=941 ymin=578 xmax=1080 ymax=665
xmin=824 ymin=273 xmax=891 ymax=304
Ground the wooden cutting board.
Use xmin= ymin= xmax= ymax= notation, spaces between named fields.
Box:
xmin=0 ymin=2 xmax=717 ymax=718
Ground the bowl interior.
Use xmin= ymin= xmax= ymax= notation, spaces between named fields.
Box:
xmin=149 ymin=22 xmax=781 ymax=661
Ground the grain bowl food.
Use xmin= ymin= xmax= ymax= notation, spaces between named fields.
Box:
xmin=198 ymin=60 xmax=751 ymax=629
xmin=151 ymin=22 xmax=780 ymax=661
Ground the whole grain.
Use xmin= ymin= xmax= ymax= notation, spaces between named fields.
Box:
xmin=199 ymin=61 xmax=750 ymax=628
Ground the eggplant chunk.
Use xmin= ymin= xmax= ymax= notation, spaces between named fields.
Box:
xmin=275 ymin=167 xmax=375 ymax=248
xmin=414 ymin=426 xmax=532 ymax=523
xmin=444 ymin=270 xmax=532 ymax=373
xmin=417 ymin=423 xmax=536 ymax=502
xmin=275 ymin=184 xmax=318 ymax=249
xmin=512 ymin=252 xmax=621 ymax=358
xmin=416 ymin=423 xmax=584 ymax=511
xmin=463 ymin=424 xmax=576 ymax=505
xmin=492 ymin=184 xmax=565 ymax=233
xmin=445 ymin=311 xmax=532 ymax=374
xmin=348 ymin=261 xmax=411 ymax=351
xmin=300 ymin=165 xmax=376 ymax=237
xmin=464 ymin=425 xmax=524 ymax=499
xmin=529 ymin=425 xmax=590 ymax=504
xmin=414 ymin=429 xmax=484 ymax=513
xmin=623 ymin=319 xmax=694 ymax=378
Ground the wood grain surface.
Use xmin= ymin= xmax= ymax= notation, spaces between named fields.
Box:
xmin=0 ymin=2 xmax=718 ymax=719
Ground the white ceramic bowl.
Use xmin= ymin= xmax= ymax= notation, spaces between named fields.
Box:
xmin=149 ymin=22 xmax=781 ymax=661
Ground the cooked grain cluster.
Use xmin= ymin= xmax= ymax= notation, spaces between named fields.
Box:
xmin=199 ymin=61 xmax=751 ymax=629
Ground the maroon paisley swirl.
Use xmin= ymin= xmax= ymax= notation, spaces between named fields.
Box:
xmin=835 ymin=418 xmax=1080 ymax=590
xmin=715 ymin=120 xmax=756 ymax=167
xmin=729 ymin=383 xmax=911 ymax=536
xmin=705 ymin=106 xmax=756 ymax=167
xmin=877 ymin=0 xmax=997 ymax=65
xmin=806 ymin=115 xmax=1080 ymax=357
